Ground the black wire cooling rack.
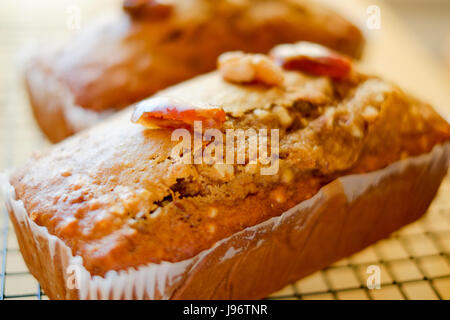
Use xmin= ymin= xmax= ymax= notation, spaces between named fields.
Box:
xmin=0 ymin=219 xmax=44 ymax=300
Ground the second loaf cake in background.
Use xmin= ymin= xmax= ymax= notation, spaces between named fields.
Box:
xmin=23 ymin=0 xmax=364 ymax=142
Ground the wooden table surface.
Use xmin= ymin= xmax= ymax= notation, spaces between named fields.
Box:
xmin=0 ymin=0 xmax=449 ymax=300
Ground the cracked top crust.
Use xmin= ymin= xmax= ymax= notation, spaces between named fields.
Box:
xmin=12 ymin=52 xmax=450 ymax=276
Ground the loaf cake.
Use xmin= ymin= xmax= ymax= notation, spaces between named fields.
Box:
xmin=23 ymin=0 xmax=364 ymax=142
xmin=5 ymin=43 xmax=450 ymax=299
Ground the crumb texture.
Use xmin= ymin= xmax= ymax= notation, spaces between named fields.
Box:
xmin=12 ymin=67 xmax=450 ymax=276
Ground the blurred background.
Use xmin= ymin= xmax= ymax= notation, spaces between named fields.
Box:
xmin=0 ymin=0 xmax=449 ymax=300
xmin=389 ymin=0 xmax=450 ymax=64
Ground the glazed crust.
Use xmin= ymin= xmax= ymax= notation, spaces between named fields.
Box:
xmin=23 ymin=0 xmax=364 ymax=142
xmin=11 ymin=61 xmax=450 ymax=277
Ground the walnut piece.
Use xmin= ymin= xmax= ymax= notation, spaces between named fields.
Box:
xmin=218 ymin=51 xmax=284 ymax=86
xmin=272 ymin=106 xmax=293 ymax=127
xmin=362 ymin=105 xmax=379 ymax=123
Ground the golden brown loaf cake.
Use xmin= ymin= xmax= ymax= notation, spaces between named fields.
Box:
xmin=23 ymin=0 xmax=364 ymax=143
xmin=6 ymin=43 xmax=450 ymax=299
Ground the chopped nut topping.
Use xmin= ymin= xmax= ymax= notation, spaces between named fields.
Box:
xmin=123 ymin=0 xmax=173 ymax=19
xmin=324 ymin=107 xmax=364 ymax=138
xmin=131 ymin=96 xmax=226 ymax=130
xmin=218 ymin=51 xmax=284 ymax=86
xmin=362 ymin=105 xmax=379 ymax=123
xmin=270 ymin=42 xmax=352 ymax=79
xmin=218 ymin=52 xmax=255 ymax=83
xmin=375 ymin=92 xmax=385 ymax=103
xmin=272 ymin=106 xmax=293 ymax=127
xmin=253 ymin=109 xmax=271 ymax=120
xmin=213 ymin=163 xmax=235 ymax=178
xmin=324 ymin=108 xmax=337 ymax=128
xmin=151 ymin=207 xmax=162 ymax=218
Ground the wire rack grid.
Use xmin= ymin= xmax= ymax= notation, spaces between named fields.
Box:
xmin=1 ymin=0 xmax=450 ymax=300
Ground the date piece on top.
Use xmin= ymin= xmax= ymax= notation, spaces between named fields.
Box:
xmin=270 ymin=42 xmax=352 ymax=79
xmin=131 ymin=96 xmax=226 ymax=130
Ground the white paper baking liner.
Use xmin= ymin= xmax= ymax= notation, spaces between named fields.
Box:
xmin=1 ymin=143 xmax=449 ymax=299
